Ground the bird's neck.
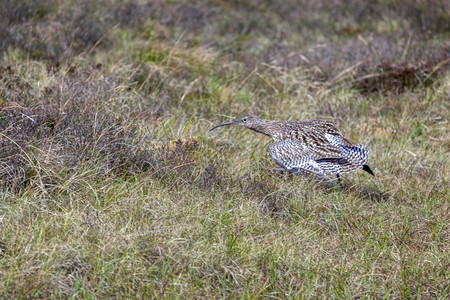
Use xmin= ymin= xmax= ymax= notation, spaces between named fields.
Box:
xmin=249 ymin=119 xmax=280 ymax=140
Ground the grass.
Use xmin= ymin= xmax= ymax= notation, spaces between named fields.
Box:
xmin=1 ymin=0 xmax=449 ymax=298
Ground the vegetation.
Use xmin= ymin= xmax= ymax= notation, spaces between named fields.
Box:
xmin=1 ymin=0 xmax=448 ymax=298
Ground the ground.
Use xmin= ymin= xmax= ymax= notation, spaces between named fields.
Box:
xmin=0 ymin=0 xmax=449 ymax=298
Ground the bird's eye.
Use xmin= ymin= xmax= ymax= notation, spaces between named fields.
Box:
xmin=242 ymin=117 xmax=248 ymax=122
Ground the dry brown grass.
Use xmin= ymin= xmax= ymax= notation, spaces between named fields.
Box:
xmin=0 ymin=0 xmax=449 ymax=298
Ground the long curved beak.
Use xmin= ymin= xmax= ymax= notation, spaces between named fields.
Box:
xmin=210 ymin=120 xmax=242 ymax=131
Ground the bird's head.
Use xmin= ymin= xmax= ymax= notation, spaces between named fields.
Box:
xmin=210 ymin=115 xmax=263 ymax=131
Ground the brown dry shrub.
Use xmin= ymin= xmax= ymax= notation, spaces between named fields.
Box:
xmin=295 ymin=35 xmax=450 ymax=93
xmin=153 ymin=0 xmax=449 ymax=93
xmin=0 ymin=64 xmax=157 ymax=191
xmin=0 ymin=0 xmax=152 ymax=60
xmin=2 ymin=0 xmax=448 ymax=93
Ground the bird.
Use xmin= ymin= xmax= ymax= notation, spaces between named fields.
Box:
xmin=210 ymin=115 xmax=374 ymax=183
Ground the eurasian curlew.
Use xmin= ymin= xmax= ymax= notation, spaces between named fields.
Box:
xmin=210 ymin=115 xmax=374 ymax=183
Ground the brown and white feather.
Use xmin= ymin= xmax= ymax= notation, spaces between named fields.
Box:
xmin=211 ymin=115 xmax=373 ymax=178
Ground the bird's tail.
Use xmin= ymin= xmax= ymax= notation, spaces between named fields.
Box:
xmin=343 ymin=145 xmax=374 ymax=175
xmin=346 ymin=144 xmax=369 ymax=166
xmin=324 ymin=134 xmax=369 ymax=166
xmin=362 ymin=164 xmax=375 ymax=176
xmin=324 ymin=133 xmax=373 ymax=175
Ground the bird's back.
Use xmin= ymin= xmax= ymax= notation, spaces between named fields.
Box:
xmin=272 ymin=119 xmax=354 ymax=149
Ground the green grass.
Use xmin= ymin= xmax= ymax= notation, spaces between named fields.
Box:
xmin=1 ymin=0 xmax=449 ymax=298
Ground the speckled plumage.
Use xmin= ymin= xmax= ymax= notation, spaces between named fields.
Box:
xmin=211 ymin=115 xmax=374 ymax=180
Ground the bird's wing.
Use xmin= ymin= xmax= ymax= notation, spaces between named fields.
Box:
xmin=271 ymin=134 xmax=344 ymax=159
xmin=268 ymin=139 xmax=332 ymax=174
xmin=268 ymin=138 xmax=363 ymax=176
